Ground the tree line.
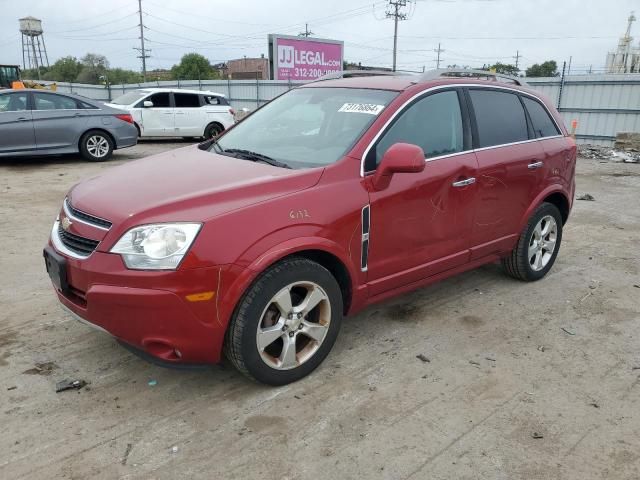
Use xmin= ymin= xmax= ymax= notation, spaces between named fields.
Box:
xmin=23 ymin=53 xmax=223 ymax=84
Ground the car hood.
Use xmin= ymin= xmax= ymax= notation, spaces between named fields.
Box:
xmin=69 ymin=145 xmax=324 ymax=225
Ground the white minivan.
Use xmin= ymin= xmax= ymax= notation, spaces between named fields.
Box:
xmin=107 ymin=88 xmax=235 ymax=139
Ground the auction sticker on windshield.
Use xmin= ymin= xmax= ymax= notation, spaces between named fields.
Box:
xmin=338 ymin=103 xmax=385 ymax=115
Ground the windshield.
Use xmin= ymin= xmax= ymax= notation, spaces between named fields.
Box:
xmin=111 ymin=91 xmax=149 ymax=105
xmin=214 ymin=87 xmax=397 ymax=169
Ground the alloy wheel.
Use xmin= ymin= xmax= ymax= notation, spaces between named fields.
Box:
xmin=86 ymin=135 xmax=109 ymax=158
xmin=528 ymin=215 xmax=558 ymax=271
xmin=256 ymin=281 xmax=331 ymax=370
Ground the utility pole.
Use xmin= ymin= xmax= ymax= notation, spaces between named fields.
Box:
xmin=298 ymin=23 xmax=314 ymax=38
xmin=386 ymin=0 xmax=409 ymax=72
xmin=513 ymin=50 xmax=521 ymax=70
xmin=434 ymin=43 xmax=444 ymax=69
xmin=135 ymin=0 xmax=150 ymax=82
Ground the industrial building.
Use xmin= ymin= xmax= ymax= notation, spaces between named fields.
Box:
xmin=606 ymin=12 xmax=640 ymax=73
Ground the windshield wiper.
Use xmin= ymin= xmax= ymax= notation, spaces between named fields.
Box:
xmin=223 ymin=148 xmax=292 ymax=169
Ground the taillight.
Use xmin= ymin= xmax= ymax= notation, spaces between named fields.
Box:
xmin=229 ymin=108 xmax=235 ymax=116
xmin=115 ymin=113 xmax=134 ymax=124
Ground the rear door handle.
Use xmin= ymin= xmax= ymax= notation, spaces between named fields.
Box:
xmin=452 ymin=177 xmax=476 ymax=187
xmin=528 ymin=161 xmax=544 ymax=169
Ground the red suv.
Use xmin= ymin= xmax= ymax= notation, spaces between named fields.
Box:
xmin=44 ymin=71 xmax=576 ymax=385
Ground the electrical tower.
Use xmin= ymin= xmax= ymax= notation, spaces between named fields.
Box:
xmin=298 ymin=23 xmax=314 ymax=38
xmin=386 ymin=0 xmax=410 ymax=72
xmin=513 ymin=50 xmax=521 ymax=70
xmin=19 ymin=16 xmax=49 ymax=80
xmin=134 ymin=0 xmax=150 ymax=82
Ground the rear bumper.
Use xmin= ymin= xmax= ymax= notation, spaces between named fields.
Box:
xmin=111 ymin=123 xmax=138 ymax=149
xmin=47 ymin=243 xmax=228 ymax=364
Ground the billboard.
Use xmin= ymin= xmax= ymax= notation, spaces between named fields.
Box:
xmin=268 ymin=34 xmax=344 ymax=81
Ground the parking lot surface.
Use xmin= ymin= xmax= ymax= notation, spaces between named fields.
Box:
xmin=1 ymin=142 xmax=639 ymax=479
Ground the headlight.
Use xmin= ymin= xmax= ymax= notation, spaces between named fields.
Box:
xmin=110 ymin=223 xmax=202 ymax=270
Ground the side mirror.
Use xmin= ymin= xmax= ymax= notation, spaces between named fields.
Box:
xmin=143 ymin=100 xmax=154 ymax=108
xmin=371 ymin=143 xmax=425 ymax=191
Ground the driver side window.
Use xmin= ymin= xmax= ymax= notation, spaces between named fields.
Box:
xmin=367 ymin=90 xmax=464 ymax=171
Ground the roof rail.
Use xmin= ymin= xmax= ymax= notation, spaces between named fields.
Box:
xmin=420 ymin=68 xmax=528 ymax=87
xmin=311 ymin=70 xmax=410 ymax=83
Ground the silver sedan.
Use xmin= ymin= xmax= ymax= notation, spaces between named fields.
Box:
xmin=0 ymin=89 xmax=137 ymax=161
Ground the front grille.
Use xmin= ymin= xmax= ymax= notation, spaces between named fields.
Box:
xmin=65 ymin=199 xmax=112 ymax=229
xmin=58 ymin=224 xmax=99 ymax=256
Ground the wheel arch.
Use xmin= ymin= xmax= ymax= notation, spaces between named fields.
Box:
xmin=543 ymin=191 xmax=570 ymax=224
xmin=219 ymin=239 xmax=358 ymax=335
xmin=204 ymin=121 xmax=224 ymax=137
xmin=518 ymin=186 xmax=571 ymax=232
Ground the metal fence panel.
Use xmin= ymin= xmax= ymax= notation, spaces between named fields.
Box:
xmin=54 ymin=75 xmax=640 ymax=146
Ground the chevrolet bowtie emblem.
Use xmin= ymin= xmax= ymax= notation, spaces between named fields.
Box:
xmin=61 ymin=216 xmax=72 ymax=231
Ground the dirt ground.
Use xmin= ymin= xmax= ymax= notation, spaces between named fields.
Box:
xmin=1 ymin=141 xmax=639 ymax=480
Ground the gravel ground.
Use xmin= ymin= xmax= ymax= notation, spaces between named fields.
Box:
xmin=1 ymin=141 xmax=639 ymax=479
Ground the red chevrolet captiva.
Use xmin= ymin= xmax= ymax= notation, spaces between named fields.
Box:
xmin=44 ymin=70 xmax=576 ymax=385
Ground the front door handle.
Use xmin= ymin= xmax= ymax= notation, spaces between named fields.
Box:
xmin=528 ymin=161 xmax=544 ymax=169
xmin=16 ymin=117 xmax=30 ymax=122
xmin=452 ymin=177 xmax=476 ymax=187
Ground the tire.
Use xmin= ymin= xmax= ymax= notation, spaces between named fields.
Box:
xmin=502 ymin=202 xmax=563 ymax=281
xmin=204 ymin=122 xmax=224 ymax=139
xmin=79 ymin=130 xmax=114 ymax=162
xmin=225 ymin=257 xmax=343 ymax=385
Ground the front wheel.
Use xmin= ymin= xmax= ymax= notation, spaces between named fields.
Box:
xmin=204 ymin=122 xmax=224 ymax=139
xmin=502 ymin=202 xmax=563 ymax=281
xmin=79 ymin=130 xmax=114 ymax=161
xmin=225 ymin=257 xmax=343 ymax=385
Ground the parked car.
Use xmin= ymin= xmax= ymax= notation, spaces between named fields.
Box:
xmin=106 ymin=88 xmax=235 ymax=139
xmin=44 ymin=71 xmax=576 ymax=385
xmin=0 ymin=89 xmax=137 ymax=161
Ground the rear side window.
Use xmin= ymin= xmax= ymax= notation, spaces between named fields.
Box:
xmin=371 ymin=90 xmax=464 ymax=167
xmin=33 ymin=93 xmax=79 ymax=110
xmin=0 ymin=92 xmax=28 ymax=112
xmin=174 ymin=93 xmax=200 ymax=108
xmin=469 ymin=89 xmax=528 ymax=148
xmin=203 ymin=95 xmax=228 ymax=106
xmin=522 ymin=96 xmax=560 ymax=138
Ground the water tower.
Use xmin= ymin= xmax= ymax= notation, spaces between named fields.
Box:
xmin=19 ymin=16 xmax=49 ymax=79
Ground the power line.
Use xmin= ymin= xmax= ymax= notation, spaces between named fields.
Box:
xmin=298 ymin=23 xmax=314 ymax=37
xmin=136 ymin=0 xmax=150 ymax=82
xmin=434 ymin=42 xmax=444 ymax=68
xmin=386 ymin=0 xmax=411 ymax=71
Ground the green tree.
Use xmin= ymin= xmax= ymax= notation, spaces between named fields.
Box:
xmin=487 ymin=62 xmax=520 ymax=76
xmin=43 ymin=56 xmax=82 ymax=82
xmin=107 ymin=68 xmax=143 ymax=85
xmin=171 ymin=53 xmax=216 ymax=80
xmin=525 ymin=60 xmax=559 ymax=77
xmin=76 ymin=53 xmax=109 ymax=84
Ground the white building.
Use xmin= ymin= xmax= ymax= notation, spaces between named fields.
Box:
xmin=606 ymin=12 xmax=640 ymax=73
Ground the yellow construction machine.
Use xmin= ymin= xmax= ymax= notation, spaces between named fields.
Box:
xmin=0 ymin=64 xmax=56 ymax=90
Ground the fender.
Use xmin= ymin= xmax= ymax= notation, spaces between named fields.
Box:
xmin=215 ymin=236 xmax=361 ymax=339
xmin=517 ymin=184 xmax=570 ymax=232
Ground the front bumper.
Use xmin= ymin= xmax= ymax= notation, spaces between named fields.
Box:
xmin=45 ymin=242 xmax=228 ymax=364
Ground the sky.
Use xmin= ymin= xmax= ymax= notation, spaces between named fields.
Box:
xmin=0 ymin=0 xmax=637 ymax=75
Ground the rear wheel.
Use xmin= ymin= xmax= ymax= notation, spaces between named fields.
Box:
xmin=502 ymin=202 xmax=563 ymax=281
xmin=204 ymin=122 xmax=224 ymax=139
xmin=79 ymin=130 xmax=113 ymax=161
xmin=225 ymin=257 xmax=343 ymax=385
